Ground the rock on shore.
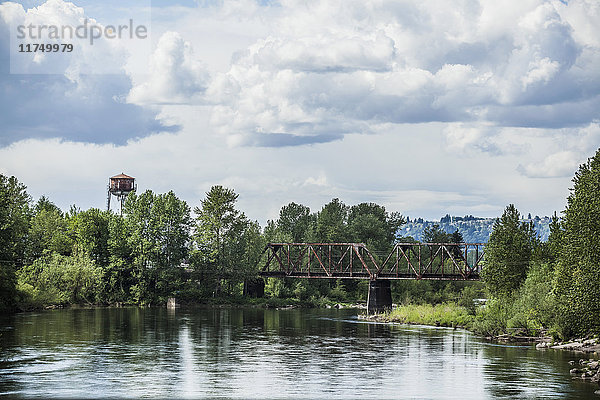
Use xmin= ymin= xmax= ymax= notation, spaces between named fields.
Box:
xmin=548 ymin=338 xmax=600 ymax=353
xmin=569 ymin=358 xmax=600 ymax=384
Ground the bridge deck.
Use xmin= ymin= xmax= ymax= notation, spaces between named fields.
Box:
xmin=259 ymin=242 xmax=485 ymax=280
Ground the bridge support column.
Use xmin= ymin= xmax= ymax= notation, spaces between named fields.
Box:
xmin=367 ymin=280 xmax=392 ymax=314
xmin=244 ymin=278 xmax=265 ymax=298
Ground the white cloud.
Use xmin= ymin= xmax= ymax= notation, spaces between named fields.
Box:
xmin=521 ymin=57 xmax=561 ymax=89
xmin=189 ymin=0 xmax=597 ymax=147
xmin=518 ymin=151 xmax=581 ymax=178
xmin=0 ymin=0 xmax=143 ymax=77
xmin=444 ymin=123 xmax=486 ymax=151
xmin=128 ymin=31 xmax=209 ymax=105
xmin=303 ymin=173 xmax=328 ymax=187
xmin=2 ymin=0 xmax=600 ymax=225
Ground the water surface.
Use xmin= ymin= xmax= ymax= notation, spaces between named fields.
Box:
xmin=0 ymin=307 xmax=597 ymax=399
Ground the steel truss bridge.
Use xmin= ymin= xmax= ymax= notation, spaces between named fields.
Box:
xmin=259 ymin=242 xmax=485 ymax=281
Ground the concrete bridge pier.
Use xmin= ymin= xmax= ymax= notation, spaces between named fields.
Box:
xmin=367 ymin=280 xmax=392 ymax=314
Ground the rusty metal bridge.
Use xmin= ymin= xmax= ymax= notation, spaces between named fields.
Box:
xmin=259 ymin=242 xmax=485 ymax=281
xmin=258 ymin=242 xmax=485 ymax=313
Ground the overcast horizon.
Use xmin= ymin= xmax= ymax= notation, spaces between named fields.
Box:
xmin=1 ymin=0 xmax=599 ymax=226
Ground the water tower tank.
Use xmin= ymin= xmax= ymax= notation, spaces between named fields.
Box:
xmin=107 ymin=173 xmax=136 ymax=213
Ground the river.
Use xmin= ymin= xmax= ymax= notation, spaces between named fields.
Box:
xmin=0 ymin=307 xmax=597 ymax=399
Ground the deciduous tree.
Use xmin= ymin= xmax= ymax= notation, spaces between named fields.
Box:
xmin=554 ymin=148 xmax=600 ymax=336
xmin=0 ymin=175 xmax=31 ymax=310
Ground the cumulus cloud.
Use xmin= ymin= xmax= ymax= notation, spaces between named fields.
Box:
xmin=128 ymin=31 xmax=209 ymax=105
xmin=518 ymin=151 xmax=581 ymax=178
xmin=0 ymin=0 xmax=174 ymax=146
xmin=190 ymin=0 xmax=599 ymax=147
xmin=2 ymin=0 xmax=599 ymax=224
xmin=517 ymin=123 xmax=600 ymax=178
xmin=7 ymin=0 xmax=597 ymax=148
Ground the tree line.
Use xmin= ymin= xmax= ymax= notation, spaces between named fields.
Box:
xmin=1 ymin=147 xmax=599 ymax=339
xmin=0 ymin=181 xmax=404 ymax=309
xmin=476 ymin=148 xmax=600 ymax=338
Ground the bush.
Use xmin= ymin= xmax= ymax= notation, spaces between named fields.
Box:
xmin=383 ymin=302 xmax=473 ymax=328
xmin=328 ymin=280 xmax=348 ymax=301
xmin=471 ymin=297 xmax=511 ymax=336
xmin=472 ymin=262 xmax=557 ymax=337
xmin=17 ymin=250 xmax=103 ymax=307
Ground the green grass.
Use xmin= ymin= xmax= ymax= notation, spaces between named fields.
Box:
xmin=375 ymin=302 xmax=474 ymax=328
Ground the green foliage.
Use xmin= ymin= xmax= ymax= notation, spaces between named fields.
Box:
xmin=347 ymin=202 xmax=404 ymax=253
xmin=392 ymin=280 xmax=480 ymax=306
xmin=102 ymin=213 xmax=133 ymax=303
xmin=67 ymin=208 xmax=110 ymax=266
xmin=27 ymin=197 xmax=72 ymax=259
xmin=277 ymin=202 xmax=314 ymax=242
xmin=553 ymin=148 xmax=600 ymax=337
xmin=328 ymin=279 xmax=348 ymax=301
xmin=481 ymin=204 xmax=534 ymax=296
xmin=382 ymin=303 xmax=473 ymax=328
xmin=457 ymin=283 xmax=485 ymax=314
xmin=314 ymin=198 xmax=349 ymax=242
xmin=124 ymin=190 xmax=191 ymax=304
xmin=472 ymin=262 xmax=557 ymax=337
xmin=471 ymin=297 xmax=512 ymax=336
xmin=193 ymin=185 xmax=260 ymax=296
xmin=17 ymin=249 xmax=103 ymax=307
xmin=264 ymin=277 xmax=293 ymax=298
xmin=0 ymin=174 xmax=31 ymax=310
xmin=293 ymin=279 xmax=318 ymax=301
xmin=422 ymin=224 xmax=448 ymax=243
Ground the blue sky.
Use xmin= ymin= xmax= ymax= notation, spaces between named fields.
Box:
xmin=1 ymin=0 xmax=599 ymax=224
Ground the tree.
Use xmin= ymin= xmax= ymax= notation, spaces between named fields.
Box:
xmin=67 ymin=208 xmax=110 ymax=266
xmin=545 ymin=212 xmax=562 ymax=263
xmin=17 ymin=249 xmax=103 ymax=306
xmin=105 ymin=213 xmax=134 ymax=303
xmin=277 ymin=202 xmax=314 ymax=243
xmin=314 ymin=198 xmax=348 ymax=242
xmin=124 ymin=190 xmax=191 ymax=304
xmin=347 ymin=202 xmax=404 ymax=252
xmin=554 ymin=148 xmax=600 ymax=336
xmin=422 ymin=224 xmax=450 ymax=243
xmin=481 ymin=204 xmax=535 ymax=296
xmin=27 ymin=197 xmax=72 ymax=259
xmin=0 ymin=175 xmax=31 ymax=310
xmin=193 ymin=186 xmax=249 ymax=294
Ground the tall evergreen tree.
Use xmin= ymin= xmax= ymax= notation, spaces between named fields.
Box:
xmin=481 ymin=204 xmax=534 ymax=296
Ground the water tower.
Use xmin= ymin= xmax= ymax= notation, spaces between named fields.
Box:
xmin=107 ymin=173 xmax=136 ymax=214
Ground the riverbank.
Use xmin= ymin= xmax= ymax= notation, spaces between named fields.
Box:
xmin=359 ymin=302 xmax=473 ymax=329
xmin=361 ymin=303 xmax=600 ymax=349
xmin=10 ymin=295 xmax=366 ymax=314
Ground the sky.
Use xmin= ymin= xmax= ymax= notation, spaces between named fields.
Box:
xmin=0 ymin=0 xmax=599 ymax=225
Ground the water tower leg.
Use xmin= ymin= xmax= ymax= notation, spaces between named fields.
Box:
xmin=367 ymin=280 xmax=392 ymax=314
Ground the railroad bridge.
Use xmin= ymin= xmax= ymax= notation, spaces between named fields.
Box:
xmin=258 ymin=242 xmax=485 ymax=313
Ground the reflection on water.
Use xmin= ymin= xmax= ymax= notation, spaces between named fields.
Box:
xmin=0 ymin=307 xmax=597 ymax=399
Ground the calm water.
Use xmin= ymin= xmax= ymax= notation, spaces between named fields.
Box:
xmin=0 ymin=307 xmax=598 ymax=399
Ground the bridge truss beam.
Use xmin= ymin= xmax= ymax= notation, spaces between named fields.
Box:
xmin=259 ymin=242 xmax=485 ymax=280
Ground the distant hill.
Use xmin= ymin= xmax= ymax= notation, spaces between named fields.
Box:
xmin=399 ymin=214 xmax=551 ymax=243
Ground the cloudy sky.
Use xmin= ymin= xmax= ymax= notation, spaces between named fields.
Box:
xmin=1 ymin=0 xmax=599 ymax=224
